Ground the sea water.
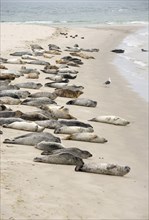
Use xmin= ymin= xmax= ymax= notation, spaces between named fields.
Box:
xmin=1 ymin=0 xmax=148 ymax=101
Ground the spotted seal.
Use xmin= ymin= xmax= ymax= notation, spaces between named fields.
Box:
xmin=75 ymin=163 xmax=130 ymax=176
xmin=89 ymin=115 xmax=130 ymax=126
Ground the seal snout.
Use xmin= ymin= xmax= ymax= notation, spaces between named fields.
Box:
xmin=125 ymin=166 xmax=131 ymax=173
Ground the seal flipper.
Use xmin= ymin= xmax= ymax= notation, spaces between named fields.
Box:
xmin=75 ymin=164 xmax=84 ymax=172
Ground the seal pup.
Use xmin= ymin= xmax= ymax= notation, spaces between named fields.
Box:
xmin=33 ymin=152 xmax=84 ymax=166
xmin=3 ymin=132 xmax=61 ymax=146
xmin=66 ymin=98 xmax=97 ymax=107
xmin=35 ymin=141 xmax=65 ymax=151
xmin=64 ymin=133 xmax=107 ymax=143
xmin=42 ymin=147 xmax=92 ymax=159
xmin=15 ymin=82 xmax=42 ymax=89
xmin=89 ymin=115 xmax=130 ymax=126
xmin=3 ymin=121 xmax=45 ymax=132
xmin=75 ymin=163 xmax=130 ymax=176
xmin=54 ymin=126 xmax=94 ymax=134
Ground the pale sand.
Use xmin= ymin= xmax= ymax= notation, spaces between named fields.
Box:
xmin=0 ymin=23 xmax=148 ymax=220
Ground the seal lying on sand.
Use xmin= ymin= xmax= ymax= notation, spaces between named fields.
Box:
xmin=70 ymin=52 xmax=95 ymax=59
xmin=21 ymin=97 xmax=57 ymax=107
xmin=75 ymin=163 xmax=130 ymax=176
xmin=20 ymin=112 xmax=50 ymax=121
xmin=10 ymin=51 xmax=32 ymax=56
xmin=41 ymin=147 xmax=92 ymax=159
xmin=0 ymin=110 xmax=22 ymax=118
xmin=0 ymin=117 xmax=24 ymax=125
xmin=33 ymin=152 xmax=84 ymax=166
xmin=66 ymin=98 xmax=97 ymax=107
xmin=54 ymin=88 xmax=83 ymax=98
xmin=3 ymin=121 xmax=45 ymax=132
xmin=0 ymin=90 xmax=30 ymax=99
xmin=54 ymin=126 xmax=94 ymax=134
xmin=29 ymin=92 xmax=57 ymax=100
xmin=35 ymin=141 xmax=65 ymax=151
xmin=0 ymin=97 xmax=21 ymax=105
xmin=57 ymin=119 xmax=93 ymax=128
xmin=89 ymin=115 xmax=130 ymax=126
xmin=3 ymin=132 xmax=61 ymax=146
xmin=15 ymin=82 xmax=42 ymax=89
xmin=64 ymin=133 xmax=107 ymax=143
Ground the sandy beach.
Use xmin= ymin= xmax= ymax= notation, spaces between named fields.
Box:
xmin=0 ymin=23 xmax=148 ymax=220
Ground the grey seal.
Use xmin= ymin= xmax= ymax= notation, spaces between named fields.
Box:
xmin=0 ymin=90 xmax=30 ymax=98
xmin=0 ymin=110 xmax=22 ymax=118
xmin=41 ymin=147 xmax=92 ymax=159
xmin=89 ymin=115 xmax=130 ymax=126
xmin=66 ymin=98 xmax=97 ymax=107
xmin=64 ymin=133 xmax=107 ymax=143
xmin=29 ymin=92 xmax=57 ymax=100
xmin=3 ymin=132 xmax=61 ymax=146
xmin=57 ymin=119 xmax=93 ymax=128
xmin=21 ymin=97 xmax=57 ymax=107
xmin=33 ymin=152 xmax=84 ymax=166
xmin=0 ymin=117 xmax=24 ymax=125
xmin=75 ymin=163 xmax=130 ymax=176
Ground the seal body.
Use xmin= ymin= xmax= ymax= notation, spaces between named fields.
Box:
xmin=42 ymin=147 xmax=92 ymax=159
xmin=66 ymin=98 xmax=97 ymax=107
xmin=54 ymin=88 xmax=83 ymax=98
xmin=54 ymin=126 xmax=94 ymax=134
xmin=3 ymin=132 xmax=61 ymax=146
xmin=90 ymin=115 xmax=130 ymax=126
xmin=33 ymin=152 xmax=84 ymax=166
xmin=65 ymin=133 xmax=107 ymax=143
xmin=3 ymin=121 xmax=45 ymax=132
xmin=15 ymin=82 xmax=42 ymax=89
xmin=75 ymin=163 xmax=130 ymax=176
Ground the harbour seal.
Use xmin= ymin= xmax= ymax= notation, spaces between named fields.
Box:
xmin=10 ymin=51 xmax=32 ymax=56
xmin=41 ymin=105 xmax=76 ymax=120
xmin=75 ymin=163 xmax=130 ymax=176
xmin=41 ymin=147 xmax=92 ymax=159
xmin=0 ymin=117 xmax=24 ymax=125
xmin=57 ymin=119 xmax=93 ymax=128
xmin=0 ymin=110 xmax=22 ymax=118
xmin=20 ymin=112 xmax=49 ymax=121
xmin=0 ymin=85 xmax=19 ymax=91
xmin=3 ymin=132 xmax=61 ymax=146
xmin=26 ymin=72 xmax=39 ymax=79
xmin=54 ymin=126 xmax=94 ymax=134
xmin=29 ymin=92 xmax=57 ymax=100
xmin=33 ymin=152 xmax=84 ymax=166
xmin=44 ymin=82 xmax=68 ymax=89
xmin=19 ymin=66 xmax=40 ymax=74
xmin=66 ymin=98 xmax=97 ymax=107
xmin=3 ymin=121 xmax=45 ymax=132
xmin=54 ymin=88 xmax=83 ymax=98
xmin=70 ymin=52 xmax=95 ymax=59
xmin=35 ymin=120 xmax=59 ymax=129
xmin=0 ymin=90 xmax=30 ymax=99
xmin=21 ymin=97 xmax=57 ymax=107
xmin=35 ymin=141 xmax=65 ymax=151
xmin=64 ymin=133 xmax=107 ymax=143
xmin=0 ymin=73 xmax=16 ymax=80
xmin=15 ymin=82 xmax=42 ymax=89
xmin=0 ymin=97 xmax=21 ymax=105
xmin=89 ymin=115 xmax=130 ymax=126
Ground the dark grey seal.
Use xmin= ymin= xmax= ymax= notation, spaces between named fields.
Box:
xmin=3 ymin=132 xmax=61 ymax=146
xmin=33 ymin=152 xmax=84 ymax=166
xmin=35 ymin=141 xmax=65 ymax=151
xmin=0 ymin=117 xmax=24 ymax=125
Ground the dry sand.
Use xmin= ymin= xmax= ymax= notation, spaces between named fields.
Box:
xmin=0 ymin=23 xmax=148 ymax=220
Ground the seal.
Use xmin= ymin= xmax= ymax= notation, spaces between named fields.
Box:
xmin=15 ymin=82 xmax=42 ymax=89
xmin=54 ymin=88 xmax=83 ymax=98
xmin=54 ymin=126 xmax=94 ymax=134
xmin=0 ymin=90 xmax=30 ymax=99
xmin=41 ymin=105 xmax=76 ymax=120
xmin=0 ymin=73 xmax=16 ymax=80
xmin=75 ymin=163 xmax=130 ymax=176
xmin=70 ymin=52 xmax=95 ymax=59
xmin=0 ymin=110 xmax=22 ymax=118
xmin=26 ymin=72 xmax=39 ymax=79
xmin=64 ymin=133 xmax=107 ymax=143
xmin=66 ymin=98 xmax=97 ymax=107
xmin=57 ymin=119 xmax=93 ymax=128
xmin=20 ymin=112 xmax=50 ymax=121
xmin=3 ymin=121 xmax=45 ymax=132
xmin=44 ymin=82 xmax=68 ymax=89
xmin=35 ymin=120 xmax=59 ymax=129
xmin=33 ymin=152 xmax=84 ymax=166
xmin=21 ymin=97 xmax=57 ymax=107
xmin=35 ymin=141 xmax=65 ymax=151
xmin=41 ymin=147 xmax=92 ymax=159
xmin=89 ymin=115 xmax=130 ymax=126
xmin=3 ymin=132 xmax=61 ymax=146
xmin=30 ymin=44 xmax=44 ymax=51
xmin=10 ymin=51 xmax=32 ymax=56
xmin=29 ymin=92 xmax=57 ymax=100
xmin=0 ymin=117 xmax=24 ymax=126
xmin=19 ymin=66 xmax=40 ymax=74
xmin=0 ymin=97 xmax=21 ymax=105
xmin=0 ymin=85 xmax=19 ymax=91
xmin=25 ymin=60 xmax=49 ymax=66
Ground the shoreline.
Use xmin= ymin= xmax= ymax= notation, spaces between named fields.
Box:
xmin=1 ymin=23 xmax=148 ymax=219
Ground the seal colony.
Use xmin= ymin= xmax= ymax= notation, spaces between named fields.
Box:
xmin=0 ymin=33 xmax=131 ymax=178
